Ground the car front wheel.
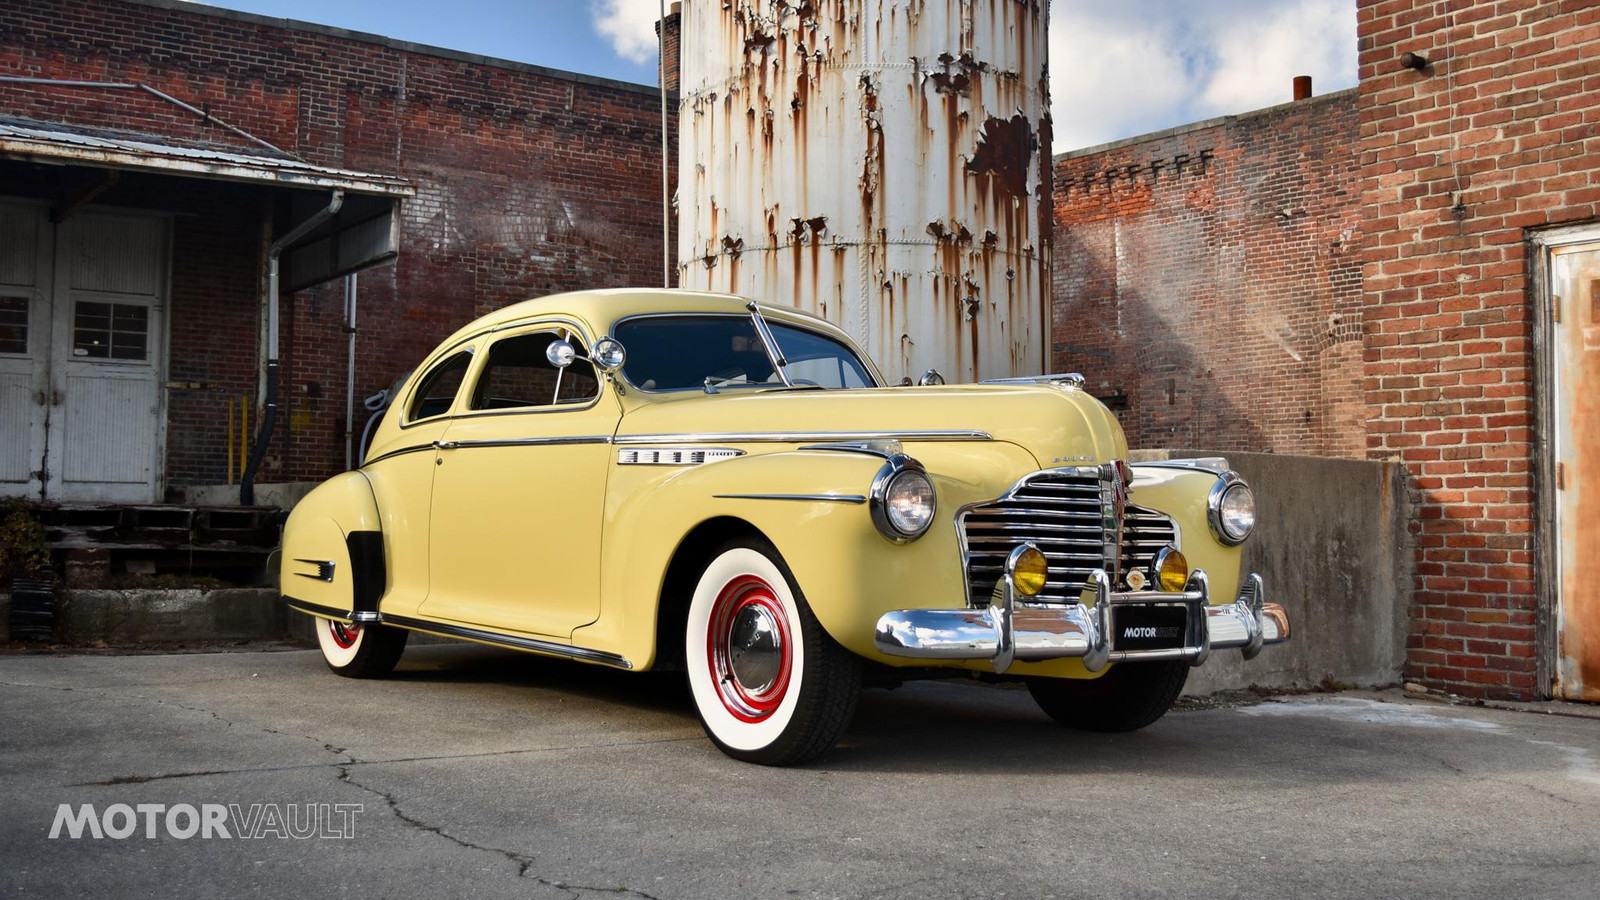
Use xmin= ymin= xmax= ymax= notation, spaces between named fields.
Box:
xmin=1026 ymin=660 xmax=1189 ymax=732
xmin=315 ymin=617 xmax=408 ymax=679
xmin=684 ymin=540 xmax=861 ymax=765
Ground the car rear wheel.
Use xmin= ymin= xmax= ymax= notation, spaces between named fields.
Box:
xmin=1026 ymin=660 xmax=1189 ymax=732
xmin=685 ymin=540 xmax=861 ymax=765
xmin=315 ymin=617 xmax=408 ymax=679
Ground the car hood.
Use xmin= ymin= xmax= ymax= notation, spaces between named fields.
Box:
xmin=614 ymin=383 xmax=1128 ymax=467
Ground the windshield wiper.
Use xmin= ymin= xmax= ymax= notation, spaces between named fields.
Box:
xmin=746 ymin=301 xmax=793 ymax=387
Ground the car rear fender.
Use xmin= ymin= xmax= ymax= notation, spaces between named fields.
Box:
xmin=278 ymin=471 xmax=385 ymax=618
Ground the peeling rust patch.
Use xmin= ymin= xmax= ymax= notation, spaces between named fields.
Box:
xmin=721 ymin=235 xmax=745 ymax=258
xmin=966 ymin=113 xmax=1035 ymax=202
xmin=744 ymin=30 xmax=776 ymax=54
xmin=929 ymin=50 xmax=983 ymax=95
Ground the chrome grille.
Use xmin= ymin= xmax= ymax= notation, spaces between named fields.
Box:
xmin=1120 ymin=504 xmax=1180 ymax=581
xmin=960 ymin=470 xmax=1115 ymax=606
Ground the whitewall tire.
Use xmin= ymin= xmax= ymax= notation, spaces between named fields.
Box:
xmin=315 ymin=617 xmax=408 ymax=679
xmin=685 ymin=540 xmax=861 ymax=765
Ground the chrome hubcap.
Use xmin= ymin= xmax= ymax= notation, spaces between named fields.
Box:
xmin=728 ymin=604 xmax=783 ymax=694
xmin=706 ymin=574 xmax=793 ymax=722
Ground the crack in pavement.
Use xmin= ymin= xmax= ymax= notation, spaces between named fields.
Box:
xmin=337 ymin=764 xmax=665 ymax=900
xmin=70 ymin=735 xmax=703 ymax=787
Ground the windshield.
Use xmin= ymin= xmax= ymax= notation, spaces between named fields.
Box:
xmin=613 ymin=315 xmax=876 ymax=392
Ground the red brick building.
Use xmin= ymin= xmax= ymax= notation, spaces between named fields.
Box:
xmin=1360 ymin=0 xmax=1600 ymax=701
xmin=1056 ymin=1 xmax=1600 ymax=701
xmin=1052 ymin=89 xmax=1366 ymax=458
xmin=0 ymin=0 xmax=674 ymax=503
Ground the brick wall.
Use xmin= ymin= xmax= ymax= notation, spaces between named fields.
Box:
xmin=1051 ymin=90 xmax=1366 ymax=457
xmin=1359 ymin=0 xmax=1600 ymax=699
xmin=0 ymin=0 xmax=676 ymax=488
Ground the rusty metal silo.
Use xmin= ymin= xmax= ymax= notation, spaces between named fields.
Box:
xmin=676 ymin=0 xmax=1052 ymax=383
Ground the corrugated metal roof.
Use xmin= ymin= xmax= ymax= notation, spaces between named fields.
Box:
xmin=0 ymin=117 xmax=413 ymax=197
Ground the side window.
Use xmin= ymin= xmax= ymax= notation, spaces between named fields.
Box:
xmin=407 ymin=351 xmax=473 ymax=423
xmin=471 ymin=331 xmax=598 ymax=411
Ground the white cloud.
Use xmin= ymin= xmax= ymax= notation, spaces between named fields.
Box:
xmin=1197 ymin=0 xmax=1357 ymax=117
xmin=591 ymin=0 xmax=662 ymax=65
xmin=1048 ymin=0 xmax=1357 ymax=151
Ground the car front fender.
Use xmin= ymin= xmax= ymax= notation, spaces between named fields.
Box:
xmin=577 ymin=441 xmax=1040 ymax=669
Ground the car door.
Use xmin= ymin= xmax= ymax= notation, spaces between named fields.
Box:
xmin=422 ymin=323 xmax=616 ymax=637
xmin=360 ymin=344 xmax=476 ymax=619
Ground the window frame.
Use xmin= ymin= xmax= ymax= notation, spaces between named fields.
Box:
xmin=463 ymin=325 xmax=602 ymax=417
xmin=609 ymin=311 xmax=880 ymax=394
xmin=67 ymin=296 xmax=156 ymax=366
xmin=402 ymin=347 xmax=477 ymax=426
xmin=0 ymin=294 xmax=30 ymax=357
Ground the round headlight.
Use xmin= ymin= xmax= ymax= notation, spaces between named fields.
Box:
xmin=871 ymin=457 xmax=936 ymax=541
xmin=1208 ymin=476 xmax=1255 ymax=545
xmin=885 ymin=469 xmax=935 ymax=535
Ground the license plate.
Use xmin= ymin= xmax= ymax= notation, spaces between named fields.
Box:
xmin=1111 ymin=605 xmax=1188 ymax=652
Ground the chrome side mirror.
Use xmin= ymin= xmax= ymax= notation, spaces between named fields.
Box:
xmin=918 ymin=368 xmax=945 ymax=386
xmin=547 ymin=337 xmax=627 ymax=373
xmin=546 ymin=340 xmax=578 ymax=369
xmin=592 ymin=338 xmax=627 ymax=373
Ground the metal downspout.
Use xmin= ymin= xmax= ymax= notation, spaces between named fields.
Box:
xmin=344 ymin=272 xmax=358 ymax=471
xmin=241 ymin=190 xmax=344 ymax=506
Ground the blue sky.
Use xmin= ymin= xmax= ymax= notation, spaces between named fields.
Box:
xmin=184 ymin=0 xmax=1357 ymax=151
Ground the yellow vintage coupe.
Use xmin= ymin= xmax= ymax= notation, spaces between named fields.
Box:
xmin=281 ymin=289 xmax=1289 ymax=764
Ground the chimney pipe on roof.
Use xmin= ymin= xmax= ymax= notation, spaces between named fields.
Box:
xmin=1293 ymin=75 xmax=1313 ymax=101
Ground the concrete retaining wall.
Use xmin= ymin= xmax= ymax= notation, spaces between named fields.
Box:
xmin=1132 ymin=449 xmax=1413 ymax=695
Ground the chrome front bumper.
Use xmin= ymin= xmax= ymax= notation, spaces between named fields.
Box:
xmin=873 ymin=568 xmax=1290 ymax=674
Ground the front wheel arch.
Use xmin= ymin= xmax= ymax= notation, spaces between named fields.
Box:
xmin=655 ymin=516 xmax=770 ymax=672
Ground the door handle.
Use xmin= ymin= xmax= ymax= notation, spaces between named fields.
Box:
xmin=435 ymin=440 xmax=459 ymax=450
xmin=52 ymin=389 xmax=62 ymax=406
xmin=34 ymin=390 xmax=45 ymax=406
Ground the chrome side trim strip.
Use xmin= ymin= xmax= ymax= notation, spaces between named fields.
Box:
xmin=435 ymin=435 xmax=614 ymax=450
xmin=714 ymin=493 xmax=868 ymax=504
xmin=285 ymin=597 xmax=356 ymax=622
xmin=282 ymin=596 xmax=633 ymax=669
xmin=619 ymin=429 xmax=992 ymax=444
xmin=380 ymin=614 xmax=634 ymax=669
xmin=362 ymin=442 xmax=440 ymax=467
xmin=799 ymin=439 xmax=904 ymax=458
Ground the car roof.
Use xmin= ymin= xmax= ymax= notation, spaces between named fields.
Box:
xmin=429 ymin=288 xmax=854 ymax=356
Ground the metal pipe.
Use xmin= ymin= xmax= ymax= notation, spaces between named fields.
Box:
xmin=0 ymin=77 xmax=291 ymax=158
xmin=344 ymin=272 xmax=358 ymax=471
xmin=0 ymin=76 xmax=138 ymax=88
xmin=659 ymin=0 xmax=670 ymax=288
xmin=242 ymin=190 xmax=344 ymax=505
xmin=137 ymin=84 xmax=291 ymax=157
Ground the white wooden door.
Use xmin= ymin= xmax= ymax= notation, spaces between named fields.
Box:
xmin=0 ymin=201 xmax=52 ymax=499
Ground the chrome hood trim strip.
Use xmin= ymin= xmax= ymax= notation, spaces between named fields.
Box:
xmin=617 ymin=429 xmax=992 ymax=445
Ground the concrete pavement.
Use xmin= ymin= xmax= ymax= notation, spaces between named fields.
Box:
xmin=1 ymin=643 xmax=1596 ymax=898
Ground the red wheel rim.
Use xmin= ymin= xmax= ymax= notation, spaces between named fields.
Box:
xmin=706 ymin=574 xmax=793 ymax=722
xmin=329 ymin=619 xmax=361 ymax=649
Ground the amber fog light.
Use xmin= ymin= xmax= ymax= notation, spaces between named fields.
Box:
xmin=1153 ymin=545 xmax=1188 ymax=593
xmin=1008 ymin=544 xmax=1049 ymax=597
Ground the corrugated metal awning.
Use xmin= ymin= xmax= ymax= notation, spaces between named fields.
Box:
xmin=0 ymin=117 xmax=413 ymax=197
